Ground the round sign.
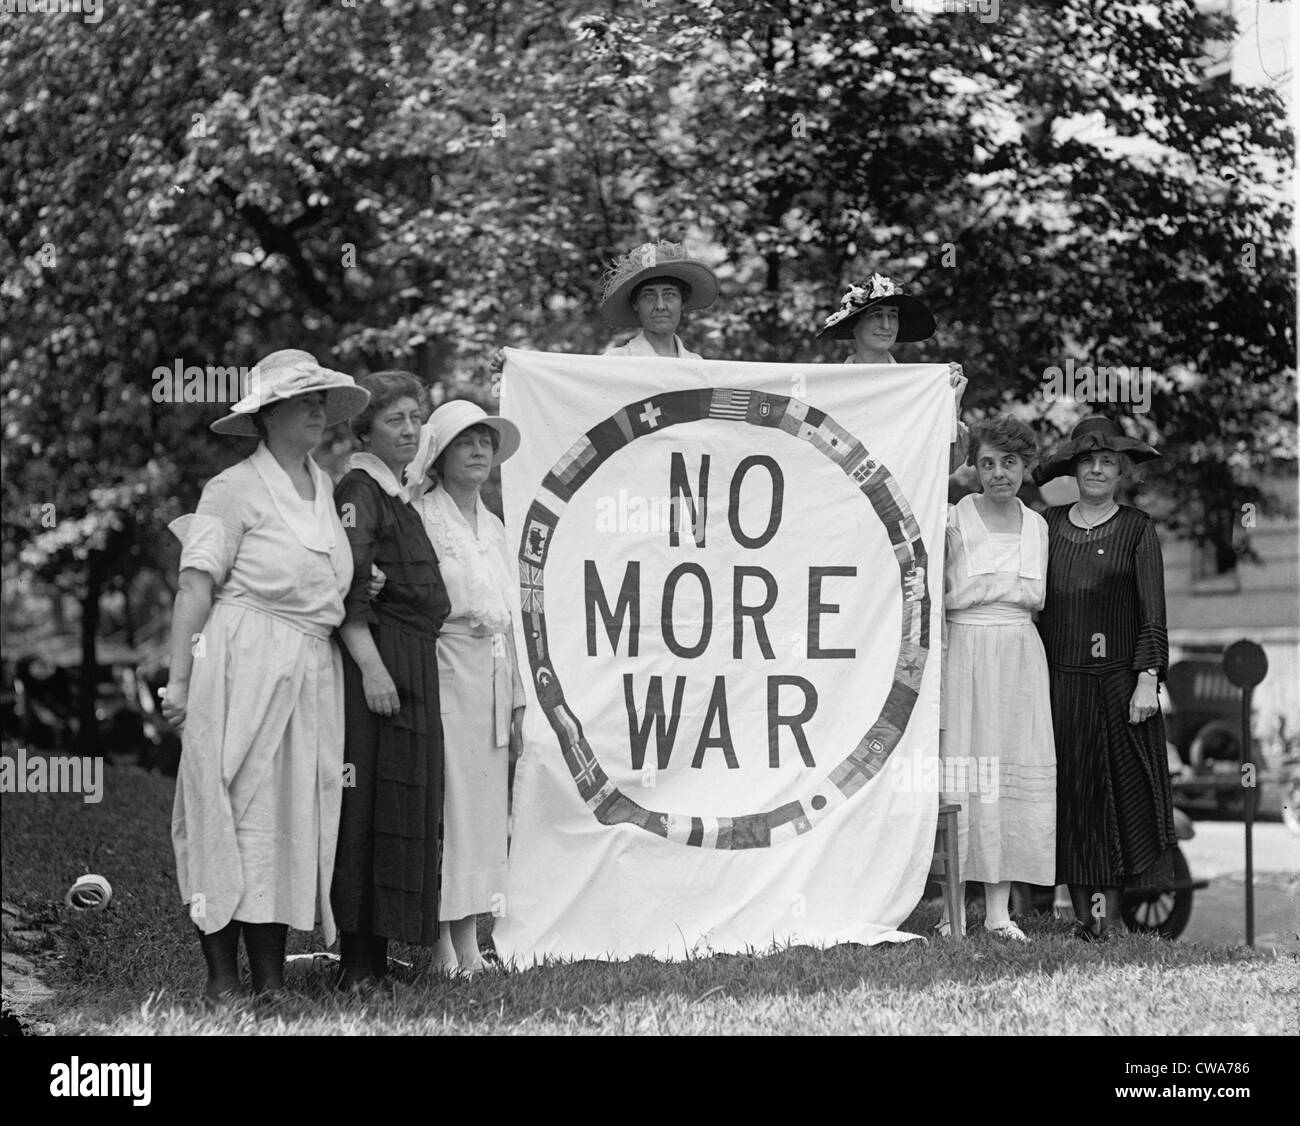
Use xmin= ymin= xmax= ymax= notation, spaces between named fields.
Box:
xmin=516 ymin=387 xmax=931 ymax=850
xmin=1223 ymin=639 xmax=1268 ymax=689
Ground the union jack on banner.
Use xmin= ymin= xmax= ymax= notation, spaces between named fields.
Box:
xmin=520 ymin=563 xmax=544 ymax=612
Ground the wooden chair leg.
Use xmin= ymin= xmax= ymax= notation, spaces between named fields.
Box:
xmin=938 ymin=803 xmax=962 ymax=939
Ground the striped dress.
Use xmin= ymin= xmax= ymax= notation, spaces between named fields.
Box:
xmin=331 ymin=467 xmax=452 ymax=945
xmin=1037 ymin=505 xmax=1177 ymax=888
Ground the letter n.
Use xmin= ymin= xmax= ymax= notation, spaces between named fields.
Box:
xmin=668 ymin=451 xmax=709 ymax=548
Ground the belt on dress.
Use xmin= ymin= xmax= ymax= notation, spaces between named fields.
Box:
xmin=946 ymin=606 xmax=1033 ymax=626
xmin=211 ymin=595 xmax=335 ymax=640
xmin=438 ymin=621 xmax=513 ymax=748
xmin=1050 ymin=659 xmax=1135 ymax=676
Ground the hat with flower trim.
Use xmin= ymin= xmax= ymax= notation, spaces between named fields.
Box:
xmin=599 ymin=240 xmax=719 ymax=328
xmin=816 ymin=272 xmax=936 ymax=342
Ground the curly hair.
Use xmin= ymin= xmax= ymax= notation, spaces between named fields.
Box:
xmin=966 ymin=415 xmax=1039 ymax=468
xmin=351 ymin=370 xmax=427 ymax=439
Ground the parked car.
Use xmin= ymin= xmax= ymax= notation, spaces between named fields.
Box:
xmin=1163 ymin=654 xmax=1293 ymax=821
xmin=1 ymin=641 xmax=179 ymax=774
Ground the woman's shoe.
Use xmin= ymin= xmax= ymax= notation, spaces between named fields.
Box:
xmin=252 ymin=987 xmax=294 ymax=1012
xmin=337 ymin=973 xmax=382 ymax=1000
xmin=985 ymin=921 xmax=1029 ymax=943
xmin=1071 ymin=921 xmax=1099 ymax=943
xmin=244 ymin=922 xmax=288 ymax=995
xmin=933 ymin=920 xmax=963 ymax=938
xmin=202 ymin=985 xmax=246 ymax=1012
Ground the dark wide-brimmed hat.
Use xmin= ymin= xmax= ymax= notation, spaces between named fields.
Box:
xmin=1033 ymin=415 xmax=1162 ymax=485
xmin=816 ymin=272 xmax=936 ymax=343
xmin=599 ymin=240 xmax=719 ymax=328
xmin=210 ymin=349 xmax=369 ymax=436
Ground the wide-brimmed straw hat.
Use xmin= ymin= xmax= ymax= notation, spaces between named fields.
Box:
xmin=599 ymin=240 xmax=719 ymax=328
xmin=1033 ymin=415 xmax=1162 ymax=485
xmin=408 ymin=400 xmax=521 ymax=485
xmin=816 ymin=272 xmax=936 ymax=342
xmin=210 ymin=349 xmax=370 ymax=436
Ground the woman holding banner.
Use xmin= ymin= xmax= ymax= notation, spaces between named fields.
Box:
xmin=332 ymin=370 xmax=452 ymax=994
xmin=816 ymin=272 xmax=969 ymax=470
xmin=937 ymin=415 xmax=1056 ymax=940
xmin=163 ymin=349 xmax=369 ymax=1005
xmin=600 ymin=239 xmax=718 ymax=358
xmin=410 ymin=400 xmax=525 ymax=975
xmin=1034 ymin=416 xmax=1177 ymax=941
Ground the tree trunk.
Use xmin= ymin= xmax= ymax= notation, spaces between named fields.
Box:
xmin=76 ymin=550 xmax=105 ymax=756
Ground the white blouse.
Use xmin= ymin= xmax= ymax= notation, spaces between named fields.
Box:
xmin=170 ymin=443 xmax=352 ymax=637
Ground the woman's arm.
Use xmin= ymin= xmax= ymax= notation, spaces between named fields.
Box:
xmin=336 ymin=475 xmax=383 ymax=626
xmin=947 ymin=363 xmax=969 ymax=474
xmin=161 ymin=568 xmax=214 ymax=730
xmin=338 ymin=621 xmax=400 ymax=717
xmin=1131 ymin=516 xmax=1170 ymax=674
xmin=335 ymin=477 xmax=402 ymax=716
xmin=1128 ymin=516 xmax=1169 ymax=724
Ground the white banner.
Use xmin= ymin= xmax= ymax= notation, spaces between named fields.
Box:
xmin=494 ymin=350 xmax=951 ymax=961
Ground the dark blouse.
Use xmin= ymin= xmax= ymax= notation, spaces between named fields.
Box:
xmin=335 ymin=469 xmax=451 ymax=643
xmin=1037 ymin=505 xmax=1169 ymax=676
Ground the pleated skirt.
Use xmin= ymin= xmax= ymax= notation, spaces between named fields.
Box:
xmin=1051 ymin=667 xmax=1178 ymax=888
xmin=331 ymin=621 xmax=444 ymax=945
xmin=940 ymin=620 xmax=1057 ymax=885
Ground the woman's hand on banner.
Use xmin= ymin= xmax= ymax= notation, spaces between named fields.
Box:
xmin=366 ymin=565 xmax=386 ymax=600
xmin=948 ymin=362 xmax=968 ymax=408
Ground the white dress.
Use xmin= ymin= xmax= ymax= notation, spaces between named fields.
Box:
xmin=417 ymin=484 xmax=525 ymax=919
xmin=604 ymin=330 xmax=703 ymax=358
xmin=939 ymin=494 xmax=1056 ymax=885
xmin=170 ymin=444 xmax=352 ymax=939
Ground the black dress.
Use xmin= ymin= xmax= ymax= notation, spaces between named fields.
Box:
xmin=331 ymin=469 xmax=452 ymax=945
xmin=1037 ymin=505 xmax=1177 ymax=888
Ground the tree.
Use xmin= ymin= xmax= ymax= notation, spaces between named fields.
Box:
xmin=3 ymin=1 xmax=1293 ymax=746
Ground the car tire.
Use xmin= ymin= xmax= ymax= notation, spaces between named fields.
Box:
xmin=1121 ymin=847 xmax=1194 ymax=939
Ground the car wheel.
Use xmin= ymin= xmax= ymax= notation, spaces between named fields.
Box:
xmin=1121 ymin=847 xmax=1194 ymax=939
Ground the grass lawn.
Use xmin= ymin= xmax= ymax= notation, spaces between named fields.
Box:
xmin=2 ymin=762 xmax=1295 ymax=1035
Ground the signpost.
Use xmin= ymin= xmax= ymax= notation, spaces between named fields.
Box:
xmin=1222 ymin=639 xmax=1268 ymax=946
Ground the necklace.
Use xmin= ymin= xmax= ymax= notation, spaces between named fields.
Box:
xmin=1073 ymin=501 xmax=1116 ymax=535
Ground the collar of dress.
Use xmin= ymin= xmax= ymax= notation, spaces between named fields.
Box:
xmin=347 ymin=451 xmax=423 ymax=503
xmin=626 ymin=330 xmax=693 ymax=358
xmin=954 ymin=492 xmax=1042 ymax=579
xmin=250 ymin=442 xmax=338 ymax=555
